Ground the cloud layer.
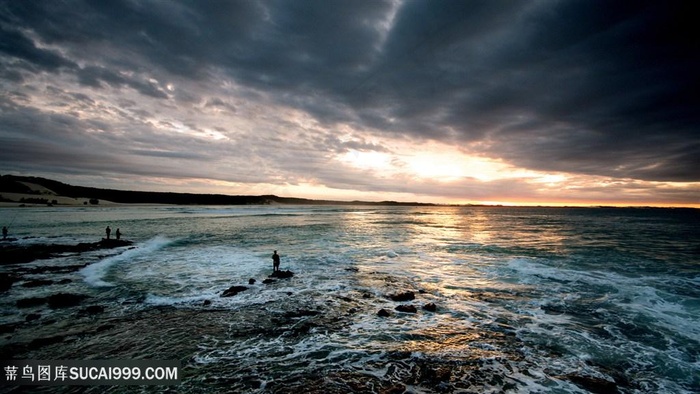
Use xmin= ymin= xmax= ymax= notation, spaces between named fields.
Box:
xmin=1 ymin=0 xmax=698 ymax=205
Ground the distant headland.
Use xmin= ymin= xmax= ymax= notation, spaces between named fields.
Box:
xmin=0 ymin=174 xmax=436 ymax=207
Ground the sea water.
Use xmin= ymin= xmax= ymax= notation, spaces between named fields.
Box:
xmin=1 ymin=205 xmax=698 ymax=393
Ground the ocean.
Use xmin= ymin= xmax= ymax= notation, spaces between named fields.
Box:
xmin=1 ymin=205 xmax=699 ymax=393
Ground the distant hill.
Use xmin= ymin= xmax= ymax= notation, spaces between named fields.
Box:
xmin=0 ymin=175 xmax=435 ymax=206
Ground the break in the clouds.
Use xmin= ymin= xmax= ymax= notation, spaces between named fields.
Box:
xmin=0 ymin=0 xmax=698 ymax=206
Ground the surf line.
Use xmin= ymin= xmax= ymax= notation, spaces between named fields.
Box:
xmin=81 ymin=236 xmax=174 ymax=287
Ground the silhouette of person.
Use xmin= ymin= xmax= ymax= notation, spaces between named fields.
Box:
xmin=105 ymin=226 xmax=111 ymax=240
xmin=2 ymin=226 xmax=7 ymax=240
xmin=115 ymin=228 xmax=121 ymax=240
xmin=272 ymin=250 xmax=280 ymax=272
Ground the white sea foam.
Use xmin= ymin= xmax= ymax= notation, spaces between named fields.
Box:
xmin=81 ymin=235 xmax=174 ymax=287
xmin=144 ymin=293 xmax=216 ymax=306
xmin=503 ymin=258 xmax=700 ymax=343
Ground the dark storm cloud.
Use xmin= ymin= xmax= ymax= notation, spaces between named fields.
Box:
xmin=0 ymin=25 xmax=76 ymax=71
xmin=76 ymin=66 xmax=169 ymax=99
xmin=0 ymin=0 xmax=698 ymax=195
xmin=350 ymin=0 xmax=700 ymax=182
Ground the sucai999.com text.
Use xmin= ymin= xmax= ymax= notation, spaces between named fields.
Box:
xmin=2 ymin=360 xmax=180 ymax=386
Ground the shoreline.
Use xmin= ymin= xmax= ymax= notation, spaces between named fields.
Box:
xmin=0 ymin=238 xmax=134 ymax=266
xmin=5 ymin=175 xmax=696 ymax=209
xmin=0 ymin=239 xmax=532 ymax=393
xmin=0 ymin=242 xmax=627 ymax=394
xmin=0 ymin=234 xmax=684 ymax=393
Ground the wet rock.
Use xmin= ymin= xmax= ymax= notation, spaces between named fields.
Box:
xmin=28 ymin=335 xmax=64 ymax=351
xmin=0 ymin=323 xmax=19 ymax=333
xmin=17 ymin=297 xmax=47 ymax=308
xmin=21 ymin=279 xmax=54 ymax=288
xmin=283 ymin=320 xmax=318 ymax=337
xmin=0 ymin=245 xmax=48 ymax=264
xmin=29 ymin=264 xmax=88 ymax=274
xmin=248 ymin=278 xmax=256 ymax=285
xmin=249 ymin=380 xmax=262 ymax=389
xmin=202 ymin=300 xmax=212 ymax=306
xmin=489 ymin=321 xmax=517 ymax=336
xmin=422 ymin=302 xmax=437 ymax=312
xmin=395 ymin=304 xmax=418 ymax=313
xmin=563 ymin=374 xmax=619 ymax=394
xmin=95 ymin=239 xmax=133 ymax=248
xmin=0 ymin=239 xmax=134 ymax=265
xmin=96 ymin=324 xmax=115 ymax=332
xmin=221 ymin=285 xmax=249 ymax=297
xmin=377 ymin=309 xmax=391 ymax=317
xmin=390 ymin=291 xmax=415 ymax=302
xmin=419 ymin=365 xmax=452 ymax=386
xmin=381 ymin=384 xmax=406 ymax=394
xmin=17 ymin=293 xmax=89 ymax=309
xmin=262 ymin=279 xmax=276 ymax=284
xmin=25 ymin=313 xmax=41 ymax=322
xmin=0 ymin=273 xmax=15 ymax=291
xmin=541 ymin=304 xmax=566 ymax=315
xmin=80 ymin=305 xmax=105 ymax=315
xmin=47 ymin=293 xmax=88 ymax=308
xmin=284 ymin=309 xmax=320 ymax=318
xmin=269 ymin=270 xmax=294 ymax=279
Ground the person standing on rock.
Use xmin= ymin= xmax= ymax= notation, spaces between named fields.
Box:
xmin=116 ymin=228 xmax=121 ymax=240
xmin=105 ymin=226 xmax=111 ymax=240
xmin=2 ymin=226 xmax=7 ymax=240
xmin=272 ymin=250 xmax=280 ymax=272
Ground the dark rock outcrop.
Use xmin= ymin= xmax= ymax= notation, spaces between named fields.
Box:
xmin=563 ymin=374 xmax=619 ymax=394
xmin=22 ymin=279 xmax=54 ymax=288
xmin=395 ymin=305 xmax=418 ymax=313
xmin=389 ymin=291 xmax=415 ymax=302
xmin=17 ymin=297 xmax=47 ymax=308
xmin=221 ymin=285 xmax=249 ymax=297
xmin=381 ymin=384 xmax=406 ymax=394
xmin=248 ymin=278 xmax=256 ymax=285
xmin=1 ymin=239 xmax=134 ymax=265
xmin=0 ymin=323 xmax=19 ymax=333
xmin=0 ymin=273 xmax=15 ymax=291
xmin=377 ymin=309 xmax=391 ymax=317
xmin=422 ymin=303 xmax=437 ymax=312
xmin=47 ymin=293 xmax=88 ymax=308
xmin=269 ymin=270 xmax=294 ymax=279
xmin=29 ymin=264 xmax=88 ymax=274
xmin=28 ymin=335 xmax=64 ymax=350
xmin=79 ymin=305 xmax=105 ymax=315
xmin=284 ymin=309 xmax=320 ymax=318
xmin=18 ymin=293 xmax=89 ymax=309
xmin=25 ymin=313 xmax=41 ymax=322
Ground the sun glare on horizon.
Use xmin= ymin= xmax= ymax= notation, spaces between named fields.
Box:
xmin=337 ymin=142 xmax=516 ymax=183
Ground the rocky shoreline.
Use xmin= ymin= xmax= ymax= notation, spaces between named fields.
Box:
xmin=0 ymin=238 xmax=134 ymax=265
xmin=0 ymin=240 xmax=628 ymax=393
xmin=0 ymin=238 xmax=133 ymax=293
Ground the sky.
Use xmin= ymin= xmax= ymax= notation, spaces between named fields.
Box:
xmin=1 ymin=0 xmax=698 ymax=207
